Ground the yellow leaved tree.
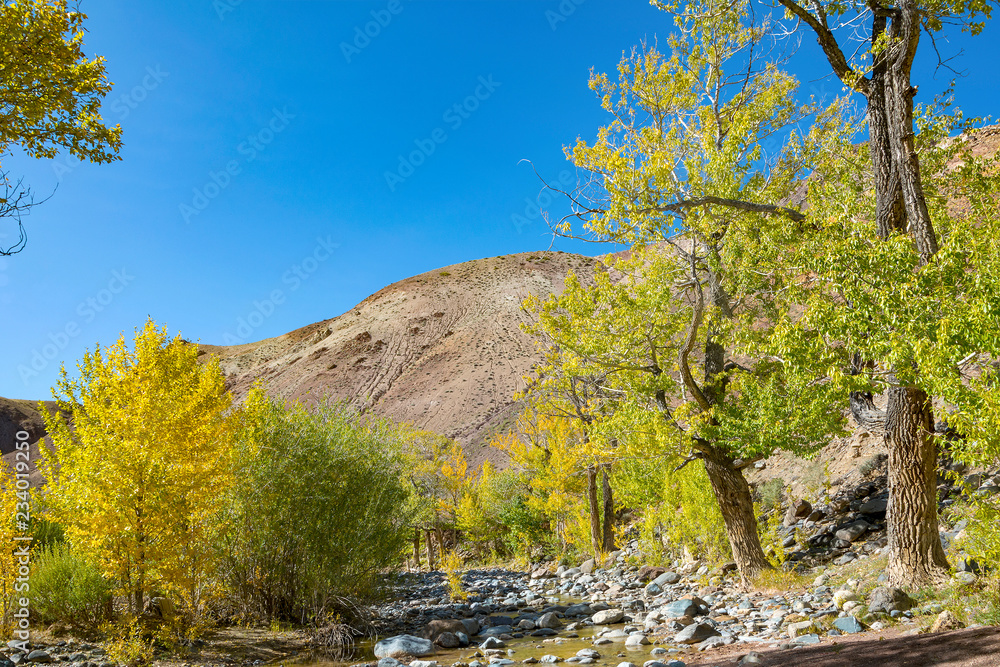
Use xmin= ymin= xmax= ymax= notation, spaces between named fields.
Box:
xmin=40 ymin=319 xmax=236 ymax=618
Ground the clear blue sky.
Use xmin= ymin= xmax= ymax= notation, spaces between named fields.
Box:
xmin=1 ymin=0 xmax=998 ymax=400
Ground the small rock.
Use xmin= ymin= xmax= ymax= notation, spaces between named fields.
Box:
xmin=953 ymin=571 xmax=977 ymax=585
xmin=480 ymin=638 xmax=506 ymax=650
xmin=738 ymin=652 xmax=763 ymax=665
xmin=930 ymin=610 xmax=965 ymax=633
xmin=867 ymin=587 xmax=913 ymax=615
xmin=537 ymin=612 xmax=562 ymax=630
xmin=674 ymin=622 xmax=720 ymax=645
xmin=25 ymin=654 xmax=50 ymax=665
xmin=832 ymin=616 xmax=865 ymax=634
xmin=592 ymin=609 xmax=625 ymax=625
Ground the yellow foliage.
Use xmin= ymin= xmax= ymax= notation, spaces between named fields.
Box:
xmin=440 ymin=550 xmax=467 ymax=601
xmin=41 ymin=319 xmax=236 ymax=617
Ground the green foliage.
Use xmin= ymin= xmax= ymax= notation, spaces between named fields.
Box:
xmin=757 ymin=505 xmax=788 ymax=567
xmin=31 ymin=543 xmax=113 ymax=628
xmin=618 ymin=458 xmax=730 ymax=565
xmin=756 ymin=478 xmax=786 ymax=512
xmin=222 ymin=391 xmax=416 ymax=623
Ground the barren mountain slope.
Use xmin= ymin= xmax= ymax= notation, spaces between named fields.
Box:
xmin=201 ymin=251 xmax=604 ymax=468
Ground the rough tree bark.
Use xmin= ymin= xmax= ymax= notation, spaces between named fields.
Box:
xmin=778 ymin=0 xmax=949 ymax=587
xmin=601 ymin=464 xmax=615 ymax=553
xmin=885 ymin=386 xmax=949 ymax=585
xmin=702 ymin=446 xmax=772 ymax=583
xmin=413 ymin=528 xmax=421 ymax=569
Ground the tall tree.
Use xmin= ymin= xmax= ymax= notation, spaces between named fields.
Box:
xmin=532 ymin=0 xmax=849 ymax=581
xmin=0 ymin=0 xmax=122 ymax=255
xmin=750 ymin=0 xmax=994 ymax=586
xmin=41 ymin=320 xmax=235 ymax=616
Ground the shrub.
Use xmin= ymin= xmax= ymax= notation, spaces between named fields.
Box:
xmin=222 ymin=393 xmax=416 ymax=623
xmin=104 ymin=618 xmax=155 ymax=667
xmin=440 ymin=551 xmax=467 ymax=601
xmin=31 ymin=543 xmax=114 ymax=628
xmin=756 ymin=478 xmax=786 ymax=512
xmin=859 ymin=453 xmax=887 ymax=477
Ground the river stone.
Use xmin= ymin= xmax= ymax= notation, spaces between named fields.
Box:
xmin=424 ymin=619 xmax=468 ymax=641
xmin=461 ymin=618 xmax=480 ymax=635
xmin=661 ymin=599 xmax=700 ymax=619
xmin=625 ymin=633 xmax=650 ymax=646
xmin=832 ymin=616 xmax=865 ymax=634
xmin=645 ymin=583 xmax=662 ymax=596
xmin=577 ymin=650 xmax=600 ymax=659
xmin=592 ymin=609 xmax=625 ymax=625
xmin=565 ymin=604 xmax=593 ymax=617
xmin=617 ymin=663 xmax=638 ymax=667
xmin=377 ymin=658 xmax=403 ymax=667
xmin=637 ymin=566 xmax=667 ymax=582
xmin=480 ymin=626 xmax=513 ymax=638
xmin=410 ymin=661 xmax=439 ymax=667
xmin=580 ymin=558 xmax=596 ymax=574
xmin=531 ymin=628 xmax=559 ymax=637
xmin=374 ymin=635 xmax=436 ymax=659
xmin=652 ymin=572 xmax=680 ymax=587
xmin=539 ymin=656 xmax=562 ymax=663
xmin=24 ymin=653 xmax=50 ymax=664
xmin=867 ymin=587 xmax=913 ymax=614
xmin=480 ymin=637 xmax=506 ymax=650
xmin=537 ymin=612 xmax=562 ymax=629
xmin=674 ymin=622 xmax=720 ymax=645
xmin=435 ymin=632 xmax=460 ymax=649
xmin=792 ymin=634 xmax=821 ymax=645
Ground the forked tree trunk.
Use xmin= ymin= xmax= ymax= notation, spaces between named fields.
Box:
xmin=601 ymin=464 xmax=615 ymax=553
xmin=587 ymin=465 xmax=602 ymax=557
xmin=702 ymin=448 xmax=772 ymax=584
xmin=885 ymin=386 xmax=949 ymax=586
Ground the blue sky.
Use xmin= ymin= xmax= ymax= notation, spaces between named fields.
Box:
xmin=1 ymin=0 xmax=998 ymax=400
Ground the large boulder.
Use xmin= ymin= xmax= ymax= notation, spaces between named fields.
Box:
xmin=652 ymin=571 xmax=680 ymax=587
xmin=374 ymin=635 xmax=436 ymax=659
xmin=784 ymin=499 xmax=813 ymax=526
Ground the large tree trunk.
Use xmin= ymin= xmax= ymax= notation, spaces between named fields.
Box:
xmin=885 ymin=386 xmax=949 ymax=586
xmin=601 ymin=464 xmax=615 ymax=553
xmin=702 ymin=447 xmax=772 ymax=583
xmin=587 ymin=465 xmax=602 ymax=557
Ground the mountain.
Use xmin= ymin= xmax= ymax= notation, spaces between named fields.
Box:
xmin=200 ymin=250 xmax=603 ymax=467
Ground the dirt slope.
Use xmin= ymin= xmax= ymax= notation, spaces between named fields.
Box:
xmin=201 ymin=251 xmax=603 ymax=468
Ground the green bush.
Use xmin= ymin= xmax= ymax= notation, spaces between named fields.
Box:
xmin=616 ymin=458 xmax=730 ymax=565
xmin=222 ymin=395 xmax=416 ymax=623
xmin=756 ymin=477 xmax=786 ymax=512
xmin=457 ymin=463 xmax=547 ymax=560
xmin=32 ymin=543 xmax=113 ymax=628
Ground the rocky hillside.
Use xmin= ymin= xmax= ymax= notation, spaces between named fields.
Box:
xmin=200 ymin=250 xmax=605 ymax=468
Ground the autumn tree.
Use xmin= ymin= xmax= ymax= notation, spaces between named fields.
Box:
xmin=0 ymin=0 xmax=122 ymax=254
xmin=41 ymin=320 xmax=235 ymax=616
xmin=532 ymin=0 xmax=849 ymax=581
